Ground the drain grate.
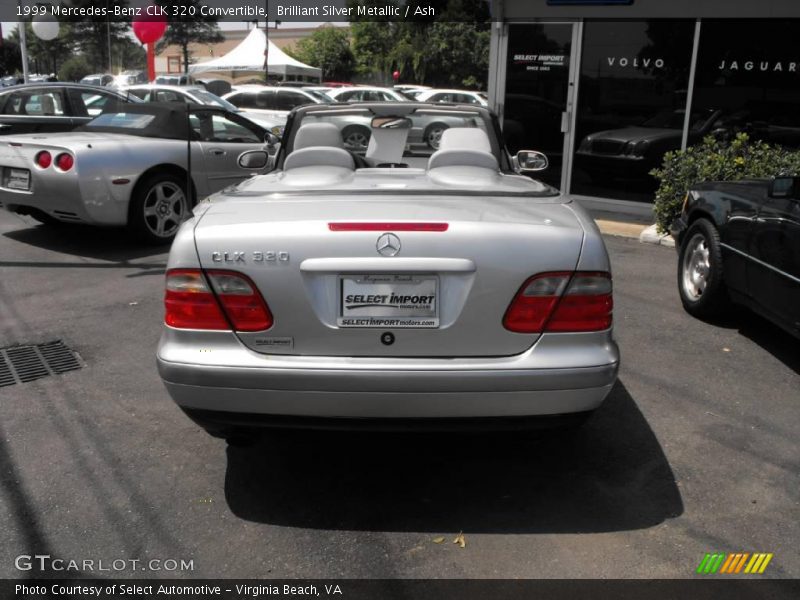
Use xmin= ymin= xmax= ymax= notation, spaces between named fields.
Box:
xmin=0 ymin=341 xmax=82 ymax=388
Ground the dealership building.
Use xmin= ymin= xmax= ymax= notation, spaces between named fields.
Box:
xmin=486 ymin=0 xmax=800 ymax=205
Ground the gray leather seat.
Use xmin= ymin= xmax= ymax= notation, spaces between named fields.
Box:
xmin=427 ymin=128 xmax=498 ymax=171
xmin=284 ymin=122 xmax=355 ymax=171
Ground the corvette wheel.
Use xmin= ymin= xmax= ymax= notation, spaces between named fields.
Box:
xmin=128 ymin=173 xmax=189 ymax=245
xmin=677 ymin=218 xmax=729 ymax=318
xmin=342 ymin=126 xmax=370 ymax=151
xmin=425 ymin=124 xmax=448 ymax=149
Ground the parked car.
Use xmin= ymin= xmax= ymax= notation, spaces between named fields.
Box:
xmin=80 ymin=73 xmax=114 ymax=87
xmin=671 ymin=176 xmax=800 ymax=338
xmin=326 ymin=86 xmax=409 ymax=103
xmin=121 ymin=84 xmax=285 ymax=133
xmin=415 ymin=89 xmax=489 ymax=107
xmin=0 ymin=82 xmax=141 ymax=136
xmin=154 ymin=74 xmax=198 ymax=86
xmin=222 ymin=85 xmax=324 ymax=119
xmin=0 ymin=102 xmax=273 ymax=244
xmin=575 ymin=108 xmax=725 ymax=182
xmin=195 ymin=79 xmax=232 ymax=97
xmin=156 ymin=101 xmax=619 ymax=443
xmin=107 ymin=71 xmax=148 ymax=89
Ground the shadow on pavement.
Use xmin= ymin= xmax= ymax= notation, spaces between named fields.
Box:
xmin=3 ymin=223 xmax=168 ymax=263
xmin=698 ymin=308 xmax=799 ymax=376
xmin=224 ymin=380 xmax=683 ymax=533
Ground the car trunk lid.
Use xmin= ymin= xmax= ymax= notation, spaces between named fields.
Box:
xmin=193 ymin=194 xmax=586 ymax=357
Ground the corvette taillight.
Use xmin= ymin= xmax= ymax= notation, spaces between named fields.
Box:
xmin=165 ymin=269 xmax=272 ymax=332
xmin=503 ymin=272 xmax=612 ymax=333
xmin=55 ymin=152 xmax=74 ymax=171
xmin=35 ymin=151 xmax=52 ymax=169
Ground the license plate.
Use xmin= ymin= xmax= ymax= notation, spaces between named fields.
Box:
xmin=339 ymin=274 xmax=439 ymax=328
xmin=5 ymin=168 xmax=30 ymax=191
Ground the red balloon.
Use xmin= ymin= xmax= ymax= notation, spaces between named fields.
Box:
xmin=132 ymin=5 xmax=167 ymax=44
xmin=392 ymin=70 xmax=400 ymax=81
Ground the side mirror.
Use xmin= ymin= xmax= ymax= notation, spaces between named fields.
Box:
xmin=514 ymin=150 xmax=549 ymax=173
xmin=238 ymin=150 xmax=269 ymax=170
xmin=264 ymin=131 xmax=281 ymax=156
xmin=769 ymin=176 xmax=797 ymax=199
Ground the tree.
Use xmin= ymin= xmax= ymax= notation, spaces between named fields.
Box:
xmin=58 ymin=55 xmax=92 ymax=82
xmin=155 ymin=1 xmax=224 ymax=74
xmin=347 ymin=0 xmax=490 ymax=86
xmin=65 ymin=1 xmax=133 ymax=72
xmin=8 ymin=22 xmax=73 ymax=75
xmin=292 ymin=27 xmax=354 ymax=81
xmin=0 ymin=38 xmax=22 ymax=78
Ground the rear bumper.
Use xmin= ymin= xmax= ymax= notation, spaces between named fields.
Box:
xmin=157 ymin=328 xmax=619 ymax=421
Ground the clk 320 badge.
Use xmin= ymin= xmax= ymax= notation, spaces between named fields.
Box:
xmin=211 ymin=251 xmax=290 ymax=263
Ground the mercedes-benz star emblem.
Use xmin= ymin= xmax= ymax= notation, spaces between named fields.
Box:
xmin=376 ymin=232 xmax=401 ymax=257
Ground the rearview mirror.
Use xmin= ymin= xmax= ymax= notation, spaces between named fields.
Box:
xmin=514 ymin=150 xmax=549 ymax=173
xmin=769 ymin=176 xmax=797 ymax=199
xmin=371 ymin=116 xmax=412 ymax=130
xmin=238 ymin=150 xmax=269 ymax=170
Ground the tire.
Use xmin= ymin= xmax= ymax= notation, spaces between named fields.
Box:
xmin=341 ymin=126 xmax=370 ymax=151
xmin=677 ymin=218 xmax=730 ymax=318
xmin=424 ymin=123 xmax=449 ymax=149
xmin=127 ymin=172 xmax=190 ymax=245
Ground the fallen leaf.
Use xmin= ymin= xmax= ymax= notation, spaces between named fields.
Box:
xmin=432 ymin=537 xmax=445 ymax=544
xmin=453 ymin=532 xmax=466 ymax=548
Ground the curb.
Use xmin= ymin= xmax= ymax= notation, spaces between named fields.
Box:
xmin=638 ymin=223 xmax=676 ymax=248
xmin=593 ymin=219 xmax=675 ymax=248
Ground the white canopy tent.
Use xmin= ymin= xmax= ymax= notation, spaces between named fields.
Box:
xmin=189 ymin=28 xmax=322 ymax=83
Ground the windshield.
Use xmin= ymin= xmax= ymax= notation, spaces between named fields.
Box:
xmin=641 ymin=109 xmax=718 ymax=130
xmin=287 ymin=106 xmax=497 ymax=169
xmin=191 ymin=89 xmax=239 ymax=111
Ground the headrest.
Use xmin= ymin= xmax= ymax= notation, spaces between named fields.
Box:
xmin=284 ymin=147 xmax=355 ymax=171
xmin=439 ymin=128 xmax=492 ymax=153
xmin=428 ymin=149 xmax=499 ymax=170
xmin=293 ymin=122 xmax=343 ymax=150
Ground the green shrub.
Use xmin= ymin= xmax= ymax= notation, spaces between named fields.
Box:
xmin=650 ymin=133 xmax=800 ymax=233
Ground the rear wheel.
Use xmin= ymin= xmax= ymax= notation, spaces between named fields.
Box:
xmin=678 ymin=218 xmax=730 ymax=318
xmin=341 ymin=125 xmax=371 ymax=151
xmin=424 ymin=123 xmax=448 ymax=149
xmin=127 ymin=172 xmax=189 ymax=245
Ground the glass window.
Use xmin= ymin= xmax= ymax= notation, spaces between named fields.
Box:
xmin=275 ymin=91 xmax=311 ymax=111
xmin=571 ymin=20 xmax=696 ymax=201
xmin=3 ymin=90 xmax=65 ymax=116
xmin=504 ymin=23 xmax=574 ymax=188
xmin=191 ymin=113 xmax=260 ymax=143
xmin=154 ymin=90 xmax=185 ymax=103
xmin=88 ymin=113 xmax=155 ymax=129
xmin=256 ymin=91 xmax=276 ymax=110
xmin=73 ymin=90 xmax=125 ymax=116
xmin=691 ymin=20 xmax=800 ymax=151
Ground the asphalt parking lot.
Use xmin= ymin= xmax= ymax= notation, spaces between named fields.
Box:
xmin=0 ymin=210 xmax=797 ymax=579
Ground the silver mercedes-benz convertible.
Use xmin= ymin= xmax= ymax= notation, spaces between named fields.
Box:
xmin=156 ymin=102 xmax=619 ymax=440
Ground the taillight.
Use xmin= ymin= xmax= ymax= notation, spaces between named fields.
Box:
xmin=55 ymin=153 xmax=74 ymax=171
xmin=35 ymin=151 xmax=52 ymax=169
xmin=206 ymin=270 xmax=273 ymax=332
xmin=164 ymin=269 xmax=272 ymax=332
xmin=503 ymin=272 xmax=612 ymax=333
